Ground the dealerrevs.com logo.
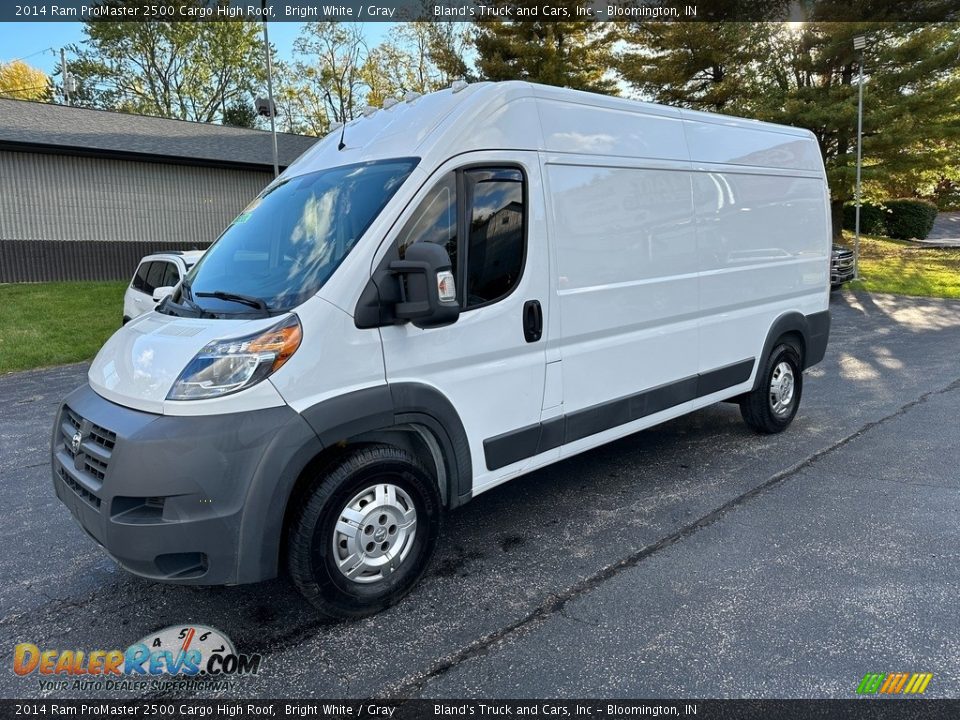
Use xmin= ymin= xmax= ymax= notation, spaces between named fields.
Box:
xmin=13 ymin=624 xmax=261 ymax=692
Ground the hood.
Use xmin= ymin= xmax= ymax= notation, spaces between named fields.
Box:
xmin=88 ymin=312 xmax=280 ymax=414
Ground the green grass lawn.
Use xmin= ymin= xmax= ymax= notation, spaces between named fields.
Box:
xmin=0 ymin=281 xmax=126 ymax=374
xmin=844 ymin=232 xmax=960 ymax=299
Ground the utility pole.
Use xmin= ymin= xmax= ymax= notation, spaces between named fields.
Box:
xmin=853 ymin=34 xmax=867 ymax=280
xmin=60 ymin=48 xmax=72 ymax=105
xmin=261 ymin=0 xmax=279 ymax=178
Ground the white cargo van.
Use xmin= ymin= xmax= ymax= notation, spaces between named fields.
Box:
xmin=52 ymin=82 xmax=830 ymax=618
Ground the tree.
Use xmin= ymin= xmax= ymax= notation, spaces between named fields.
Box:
xmin=359 ymin=23 xmax=472 ymax=106
xmin=293 ymin=22 xmax=367 ymax=124
xmin=67 ymin=3 xmax=264 ymax=122
xmin=222 ymin=100 xmax=258 ymax=128
xmin=0 ymin=60 xmax=51 ymax=101
xmin=474 ymin=3 xmax=617 ymax=93
xmin=272 ymin=59 xmax=329 ymax=136
xmin=619 ymin=21 xmax=960 ymax=236
xmin=361 ymin=41 xmax=416 ymax=107
xmin=286 ymin=21 xmax=474 ymax=133
xmin=618 ymin=24 xmax=771 ymax=112
xmin=424 ymin=22 xmax=474 ymax=84
xmin=757 ymin=23 xmax=960 ymax=233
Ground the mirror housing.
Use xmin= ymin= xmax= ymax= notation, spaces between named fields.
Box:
xmin=152 ymin=286 xmax=175 ymax=303
xmin=389 ymin=243 xmax=460 ymax=328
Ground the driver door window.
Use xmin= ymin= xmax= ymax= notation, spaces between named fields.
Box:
xmin=397 ymin=172 xmax=458 ymax=272
xmin=397 ymin=166 xmax=525 ymax=310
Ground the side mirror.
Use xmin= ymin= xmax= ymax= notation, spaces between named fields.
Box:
xmin=152 ymin=286 xmax=174 ymax=303
xmin=389 ymin=243 xmax=460 ymax=328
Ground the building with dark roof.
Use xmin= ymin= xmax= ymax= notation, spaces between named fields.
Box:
xmin=0 ymin=99 xmax=318 ymax=282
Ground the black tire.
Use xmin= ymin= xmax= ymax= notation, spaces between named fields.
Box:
xmin=830 ymin=284 xmax=842 ymax=292
xmin=739 ymin=342 xmax=803 ymax=434
xmin=286 ymin=444 xmax=441 ymax=620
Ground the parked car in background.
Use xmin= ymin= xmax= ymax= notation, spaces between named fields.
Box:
xmin=831 ymin=245 xmax=855 ymax=290
xmin=123 ymin=251 xmax=204 ymax=323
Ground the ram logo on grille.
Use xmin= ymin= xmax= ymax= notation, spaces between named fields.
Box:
xmin=70 ymin=431 xmax=83 ymax=454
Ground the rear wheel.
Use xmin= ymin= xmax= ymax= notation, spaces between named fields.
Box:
xmin=739 ymin=342 xmax=803 ymax=434
xmin=286 ymin=444 xmax=441 ymax=620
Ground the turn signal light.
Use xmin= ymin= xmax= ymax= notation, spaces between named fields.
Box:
xmin=437 ymin=271 xmax=457 ymax=303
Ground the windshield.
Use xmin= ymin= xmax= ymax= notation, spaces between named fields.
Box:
xmin=174 ymin=158 xmax=418 ymax=316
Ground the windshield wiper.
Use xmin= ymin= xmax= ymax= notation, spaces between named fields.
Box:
xmin=158 ymin=280 xmax=215 ymax=318
xmin=178 ymin=294 xmax=213 ymax=317
xmin=195 ymin=290 xmax=270 ymax=312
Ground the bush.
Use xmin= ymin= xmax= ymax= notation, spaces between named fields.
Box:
xmin=842 ymin=199 xmax=939 ymax=240
xmin=842 ymin=202 xmax=888 ymax=235
xmin=884 ymin=199 xmax=938 ymax=240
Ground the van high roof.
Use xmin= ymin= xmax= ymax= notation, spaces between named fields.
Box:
xmin=284 ymin=81 xmax=821 ymax=183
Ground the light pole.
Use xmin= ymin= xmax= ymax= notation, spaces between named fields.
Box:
xmin=853 ymin=34 xmax=866 ymax=280
xmin=261 ymin=0 xmax=279 ymax=178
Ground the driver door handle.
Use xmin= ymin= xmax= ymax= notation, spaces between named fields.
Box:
xmin=523 ymin=300 xmax=543 ymax=343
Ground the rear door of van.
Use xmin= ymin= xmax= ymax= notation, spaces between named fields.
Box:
xmin=379 ymin=151 xmax=550 ymax=492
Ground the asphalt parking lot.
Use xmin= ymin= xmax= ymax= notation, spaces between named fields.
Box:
xmin=1 ymin=290 xmax=959 ymax=699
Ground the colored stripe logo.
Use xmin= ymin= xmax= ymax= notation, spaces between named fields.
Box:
xmin=857 ymin=673 xmax=933 ymax=695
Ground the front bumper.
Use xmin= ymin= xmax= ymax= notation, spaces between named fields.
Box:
xmin=51 ymin=384 xmax=318 ymax=585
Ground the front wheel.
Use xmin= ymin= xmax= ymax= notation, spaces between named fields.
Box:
xmin=739 ymin=343 xmax=803 ymax=434
xmin=286 ymin=444 xmax=442 ymax=620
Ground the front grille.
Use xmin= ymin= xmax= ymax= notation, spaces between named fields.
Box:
xmin=57 ymin=465 xmax=101 ymax=510
xmin=831 ymin=253 xmax=855 ymax=284
xmin=63 ymin=407 xmax=117 ymax=452
xmin=84 ymin=455 xmax=108 ymax=482
xmin=57 ymin=404 xmax=116 ymax=510
xmin=90 ymin=424 xmax=116 ymax=451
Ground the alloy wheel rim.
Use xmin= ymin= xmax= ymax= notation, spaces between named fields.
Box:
xmin=331 ymin=483 xmax=417 ymax=584
xmin=769 ymin=361 xmax=795 ymax=416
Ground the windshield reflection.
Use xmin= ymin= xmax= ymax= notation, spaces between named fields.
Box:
xmin=175 ymin=158 xmax=418 ymax=316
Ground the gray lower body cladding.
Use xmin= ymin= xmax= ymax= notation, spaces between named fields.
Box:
xmin=51 ymin=383 xmax=321 ymax=585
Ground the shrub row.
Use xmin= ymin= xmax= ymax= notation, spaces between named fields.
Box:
xmin=842 ymin=199 xmax=939 ymax=240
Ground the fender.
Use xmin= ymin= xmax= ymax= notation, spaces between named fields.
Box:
xmin=389 ymin=382 xmax=473 ymax=507
xmin=240 ymin=382 xmax=472 ymax=582
xmin=752 ymin=310 xmax=830 ymax=391
xmin=236 ymin=411 xmax=325 ymax=584
xmin=298 ymin=383 xmax=472 ymax=507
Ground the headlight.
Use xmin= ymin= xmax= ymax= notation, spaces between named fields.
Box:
xmin=167 ymin=315 xmax=302 ymax=400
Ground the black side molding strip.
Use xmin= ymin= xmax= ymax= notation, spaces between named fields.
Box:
xmin=483 ymin=358 xmax=755 ymax=471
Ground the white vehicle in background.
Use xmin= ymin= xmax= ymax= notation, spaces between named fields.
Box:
xmin=54 ymin=81 xmax=831 ymax=619
xmin=122 ymin=251 xmax=204 ymax=323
